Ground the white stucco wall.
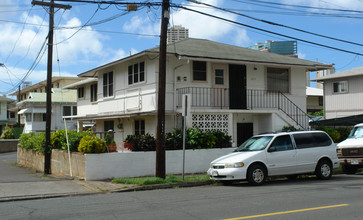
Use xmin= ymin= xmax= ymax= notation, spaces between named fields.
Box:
xmin=84 ymin=148 xmax=234 ymax=180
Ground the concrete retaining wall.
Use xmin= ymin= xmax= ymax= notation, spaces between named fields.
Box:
xmin=17 ymin=148 xmax=86 ymax=179
xmin=17 ymin=147 xmax=234 ymax=180
xmin=0 ymin=139 xmax=19 ymax=153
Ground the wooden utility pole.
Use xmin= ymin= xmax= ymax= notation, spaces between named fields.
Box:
xmin=18 ymin=85 xmax=20 ymax=124
xmin=155 ymin=0 xmax=170 ymax=178
xmin=31 ymin=0 xmax=71 ymax=174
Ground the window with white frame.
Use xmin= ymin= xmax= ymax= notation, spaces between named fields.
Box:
xmin=214 ymin=69 xmax=224 ymax=85
xmin=193 ymin=61 xmax=207 ymax=81
xmin=333 ymin=81 xmax=348 ymax=93
xmin=135 ymin=119 xmax=145 ymax=135
xmin=90 ymin=84 xmax=97 ymax=102
xmin=267 ymin=67 xmax=289 ymax=93
xmin=128 ymin=62 xmax=145 ymax=85
xmin=103 ymin=71 xmax=113 ymax=97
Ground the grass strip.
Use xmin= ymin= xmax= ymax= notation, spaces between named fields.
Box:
xmin=112 ymin=174 xmax=211 ymax=185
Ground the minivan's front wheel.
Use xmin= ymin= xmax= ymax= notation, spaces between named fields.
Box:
xmin=315 ymin=160 xmax=332 ymax=180
xmin=247 ymin=164 xmax=266 ymax=186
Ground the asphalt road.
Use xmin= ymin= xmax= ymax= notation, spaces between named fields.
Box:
xmin=1 ymin=174 xmax=363 ymax=220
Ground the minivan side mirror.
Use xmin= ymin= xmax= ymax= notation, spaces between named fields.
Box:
xmin=268 ymin=146 xmax=277 ymax=152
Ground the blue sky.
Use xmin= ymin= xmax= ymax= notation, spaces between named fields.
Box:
xmin=1 ymin=0 xmax=363 ymax=96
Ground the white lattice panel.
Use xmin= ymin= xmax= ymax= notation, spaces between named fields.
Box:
xmin=191 ymin=113 xmax=229 ymax=134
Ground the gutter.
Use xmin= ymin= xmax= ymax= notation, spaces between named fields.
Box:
xmin=176 ymin=55 xmax=333 ymax=71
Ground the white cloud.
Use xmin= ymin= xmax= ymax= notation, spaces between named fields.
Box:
xmin=0 ymin=65 xmax=75 ymax=94
xmin=171 ymin=0 xmax=238 ymax=41
xmin=233 ymin=29 xmax=252 ymax=47
xmin=283 ymin=0 xmax=363 ymax=10
xmin=123 ymin=15 xmax=159 ymax=36
xmin=54 ymin=18 xmax=105 ymax=66
xmin=122 ymin=0 xmax=250 ymax=45
xmin=297 ymin=52 xmax=306 ymax=59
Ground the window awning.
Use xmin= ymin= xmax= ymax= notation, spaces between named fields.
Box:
xmin=32 ymin=108 xmax=47 ymax=113
xmin=18 ymin=108 xmax=47 ymax=114
xmin=18 ymin=108 xmax=28 ymax=114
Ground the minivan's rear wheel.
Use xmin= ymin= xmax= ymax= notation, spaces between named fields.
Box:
xmin=315 ymin=160 xmax=332 ymax=180
xmin=247 ymin=164 xmax=266 ymax=186
xmin=342 ymin=165 xmax=358 ymax=174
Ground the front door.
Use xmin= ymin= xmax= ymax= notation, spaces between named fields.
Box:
xmin=229 ymin=64 xmax=246 ymax=109
xmin=212 ymin=64 xmax=228 ymax=108
xmin=237 ymin=123 xmax=253 ymax=146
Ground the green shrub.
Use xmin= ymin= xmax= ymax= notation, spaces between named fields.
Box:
xmin=336 ymin=127 xmax=351 ymax=142
xmin=282 ymin=126 xmax=298 ymax=132
xmin=127 ymin=128 xmax=232 ymax=152
xmin=51 ymin=129 xmax=90 ymax=152
xmin=13 ymin=126 xmax=23 ymax=139
xmin=105 ymin=133 xmax=115 ymax=144
xmin=18 ymin=132 xmax=46 ymax=153
xmin=212 ymin=130 xmax=232 ymax=148
xmin=165 ymin=129 xmax=183 ymax=150
xmin=1 ymin=124 xmax=14 ymax=139
xmin=129 ymin=134 xmax=156 ymax=152
xmin=78 ymin=135 xmax=107 ymax=153
xmin=316 ymin=126 xmax=341 ymax=143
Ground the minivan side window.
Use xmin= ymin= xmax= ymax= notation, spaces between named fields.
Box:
xmin=293 ymin=132 xmax=332 ymax=149
xmin=269 ymin=135 xmax=293 ymax=152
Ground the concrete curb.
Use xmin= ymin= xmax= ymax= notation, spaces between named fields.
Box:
xmin=0 ymin=181 xmax=213 ymax=202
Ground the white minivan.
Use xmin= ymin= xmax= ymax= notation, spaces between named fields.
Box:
xmin=208 ymin=131 xmax=340 ymax=185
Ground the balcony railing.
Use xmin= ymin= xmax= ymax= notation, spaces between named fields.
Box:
xmin=176 ymin=87 xmax=310 ymax=129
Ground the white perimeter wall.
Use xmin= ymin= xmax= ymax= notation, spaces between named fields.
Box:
xmin=84 ymin=148 xmax=234 ymax=180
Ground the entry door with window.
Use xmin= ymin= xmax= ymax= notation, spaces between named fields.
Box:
xmin=229 ymin=64 xmax=246 ymax=109
xmin=212 ymin=64 xmax=228 ymax=108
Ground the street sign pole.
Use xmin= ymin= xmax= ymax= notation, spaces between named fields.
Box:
xmin=182 ymin=94 xmax=190 ymax=180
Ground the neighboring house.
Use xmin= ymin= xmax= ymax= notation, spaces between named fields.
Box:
xmin=9 ymin=77 xmax=83 ymax=133
xmin=306 ymin=86 xmax=323 ymax=114
xmin=0 ymin=96 xmax=16 ymax=132
xmin=17 ymin=89 xmax=78 ymax=133
xmin=312 ymin=66 xmax=363 ymax=120
xmin=66 ymin=38 xmax=332 ymax=146
xmin=10 ymin=77 xmax=82 ymax=103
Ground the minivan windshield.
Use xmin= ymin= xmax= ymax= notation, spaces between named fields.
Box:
xmin=348 ymin=126 xmax=363 ymax=138
xmin=235 ymin=136 xmax=273 ymax=152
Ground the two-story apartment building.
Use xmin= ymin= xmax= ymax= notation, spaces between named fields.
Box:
xmin=0 ymin=96 xmax=16 ymax=132
xmin=66 ymin=38 xmax=332 ymax=146
xmin=312 ymin=66 xmax=363 ymax=120
xmin=10 ymin=77 xmax=83 ymax=133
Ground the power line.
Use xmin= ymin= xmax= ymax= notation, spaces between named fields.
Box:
xmin=5 ymin=36 xmax=49 ymax=94
xmin=174 ymin=5 xmax=363 ymax=56
xmin=234 ymin=0 xmax=363 ymax=14
xmin=189 ymin=0 xmax=363 ymax=47
xmin=5 ymin=6 xmax=34 ymax=63
xmin=230 ymin=0 xmax=363 ymax=19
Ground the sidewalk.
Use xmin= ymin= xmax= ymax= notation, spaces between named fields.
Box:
xmin=0 ymin=152 xmax=135 ymax=202
xmin=0 ymin=152 xmax=211 ymax=202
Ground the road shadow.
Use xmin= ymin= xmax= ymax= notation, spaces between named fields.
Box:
xmin=216 ymin=173 xmax=363 ymax=188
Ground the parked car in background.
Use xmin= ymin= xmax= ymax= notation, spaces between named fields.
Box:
xmin=208 ymin=131 xmax=339 ymax=185
xmin=337 ymin=123 xmax=363 ymax=174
